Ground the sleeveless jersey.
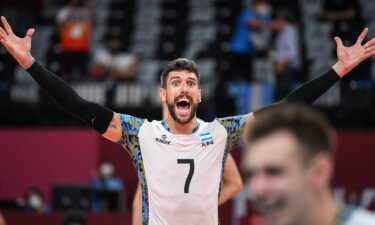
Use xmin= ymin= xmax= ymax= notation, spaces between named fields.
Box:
xmin=117 ymin=114 xmax=246 ymax=225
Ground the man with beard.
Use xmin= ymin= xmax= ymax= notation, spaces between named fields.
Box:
xmin=242 ymin=103 xmax=375 ymax=225
xmin=2 ymin=16 xmax=375 ymax=225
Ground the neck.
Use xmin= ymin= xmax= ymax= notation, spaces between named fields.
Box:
xmin=164 ymin=115 xmax=197 ymax=134
xmin=305 ymin=189 xmax=340 ymax=225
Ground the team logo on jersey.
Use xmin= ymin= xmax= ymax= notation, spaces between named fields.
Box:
xmin=200 ymin=132 xmax=214 ymax=147
xmin=155 ymin=134 xmax=171 ymax=145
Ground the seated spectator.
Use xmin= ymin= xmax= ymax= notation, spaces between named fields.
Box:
xmin=23 ymin=187 xmax=50 ymax=213
xmin=92 ymin=37 xmax=140 ymax=82
xmin=91 ymin=160 xmax=124 ymax=212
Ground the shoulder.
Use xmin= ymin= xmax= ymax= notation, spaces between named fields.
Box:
xmin=345 ymin=208 xmax=375 ymax=225
xmin=216 ymin=115 xmax=247 ymax=129
xmin=118 ymin=114 xmax=146 ymax=132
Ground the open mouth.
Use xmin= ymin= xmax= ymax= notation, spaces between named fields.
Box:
xmin=251 ymin=197 xmax=285 ymax=215
xmin=176 ymin=98 xmax=191 ymax=111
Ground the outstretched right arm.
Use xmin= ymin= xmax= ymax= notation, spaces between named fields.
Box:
xmin=0 ymin=16 xmax=122 ymax=142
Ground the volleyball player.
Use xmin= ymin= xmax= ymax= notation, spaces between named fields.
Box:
xmin=2 ymin=16 xmax=375 ymax=224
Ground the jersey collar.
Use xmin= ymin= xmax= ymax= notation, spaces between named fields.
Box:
xmin=161 ymin=119 xmax=200 ymax=134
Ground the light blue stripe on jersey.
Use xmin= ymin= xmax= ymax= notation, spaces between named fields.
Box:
xmin=199 ymin=132 xmax=212 ymax=141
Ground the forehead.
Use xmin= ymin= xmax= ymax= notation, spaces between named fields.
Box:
xmin=243 ymin=130 xmax=303 ymax=171
xmin=167 ymin=70 xmax=198 ymax=81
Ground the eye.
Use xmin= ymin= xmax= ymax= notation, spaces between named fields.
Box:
xmin=264 ymin=166 xmax=283 ymax=177
xmin=243 ymin=170 xmax=253 ymax=181
xmin=187 ymin=81 xmax=195 ymax=87
xmin=171 ymin=80 xmax=180 ymax=86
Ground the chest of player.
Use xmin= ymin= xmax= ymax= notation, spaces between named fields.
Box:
xmin=137 ymin=122 xmax=228 ymax=194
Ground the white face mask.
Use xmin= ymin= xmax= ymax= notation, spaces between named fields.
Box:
xmin=28 ymin=195 xmax=43 ymax=209
xmin=100 ymin=163 xmax=114 ymax=178
xmin=255 ymin=4 xmax=271 ymax=16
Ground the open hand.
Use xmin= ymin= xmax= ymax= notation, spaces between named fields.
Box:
xmin=0 ymin=16 xmax=35 ymax=69
xmin=333 ymin=28 xmax=375 ymax=77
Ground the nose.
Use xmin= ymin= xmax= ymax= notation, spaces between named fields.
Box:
xmin=179 ymin=82 xmax=190 ymax=94
xmin=248 ymin=174 xmax=273 ymax=198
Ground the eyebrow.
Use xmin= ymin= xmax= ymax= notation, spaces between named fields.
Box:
xmin=169 ymin=76 xmax=198 ymax=82
xmin=243 ymin=165 xmax=284 ymax=178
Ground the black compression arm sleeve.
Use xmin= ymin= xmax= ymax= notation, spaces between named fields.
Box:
xmin=26 ymin=61 xmax=114 ymax=134
xmin=281 ymin=68 xmax=340 ymax=103
xmin=254 ymin=68 xmax=340 ymax=117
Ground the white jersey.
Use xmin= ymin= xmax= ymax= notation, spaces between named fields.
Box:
xmin=117 ymin=114 xmax=246 ymax=225
xmin=342 ymin=207 xmax=375 ymax=225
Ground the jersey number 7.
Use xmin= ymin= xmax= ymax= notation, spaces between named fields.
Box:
xmin=177 ymin=159 xmax=195 ymax=193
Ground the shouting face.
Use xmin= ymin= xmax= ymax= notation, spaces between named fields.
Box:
xmin=160 ymin=70 xmax=201 ymax=124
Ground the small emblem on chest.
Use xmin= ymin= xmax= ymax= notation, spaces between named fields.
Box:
xmin=199 ymin=132 xmax=214 ymax=147
xmin=155 ymin=134 xmax=171 ymax=145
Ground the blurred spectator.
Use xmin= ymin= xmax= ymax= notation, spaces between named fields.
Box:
xmin=24 ymin=187 xmax=50 ymax=213
xmin=56 ymin=0 xmax=95 ymax=81
xmin=227 ymin=0 xmax=272 ymax=82
xmin=215 ymin=0 xmax=272 ymax=116
xmin=321 ymin=0 xmax=362 ymax=43
xmin=271 ymin=9 xmax=301 ymax=100
xmin=62 ymin=210 xmax=87 ymax=225
xmin=91 ymin=160 xmax=124 ymax=212
xmin=92 ymin=37 xmax=140 ymax=82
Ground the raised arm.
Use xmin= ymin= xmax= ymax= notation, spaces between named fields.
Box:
xmin=219 ymin=154 xmax=243 ymax=205
xmin=0 ymin=16 xmax=122 ymax=142
xmin=245 ymin=28 xmax=375 ymax=122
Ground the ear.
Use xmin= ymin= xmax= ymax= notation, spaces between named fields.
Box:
xmin=160 ymin=87 xmax=166 ymax=103
xmin=198 ymin=88 xmax=202 ymax=103
xmin=310 ymin=153 xmax=334 ymax=189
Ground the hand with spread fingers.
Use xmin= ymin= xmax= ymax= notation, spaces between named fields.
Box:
xmin=333 ymin=28 xmax=375 ymax=77
xmin=0 ymin=16 xmax=35 ymax=69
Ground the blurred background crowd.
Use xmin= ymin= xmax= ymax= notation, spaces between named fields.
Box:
xmin=0 ymin=0 xmax=375 ymax=225
xmin=0 ymin=0 xmax=375 ymax=128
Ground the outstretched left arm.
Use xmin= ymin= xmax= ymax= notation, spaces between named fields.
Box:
xmin=245 ymin=28 xmax=375 ymax=126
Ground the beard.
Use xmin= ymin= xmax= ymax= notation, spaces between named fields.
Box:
xmin=250 ymin=195 xmax=286 ymax=215
xmin=166 ymin=94 xmax=198 ymax=124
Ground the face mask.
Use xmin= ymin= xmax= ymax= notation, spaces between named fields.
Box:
xmin=255 ymin=4 xmax=271 ymax=16
xmin=28 ymin=195 xmax=43 ymax=209
xmin=100 ymin=163 xmax=114 ymax=178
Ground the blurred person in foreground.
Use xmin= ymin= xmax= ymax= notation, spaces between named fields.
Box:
xmin=2 ymin=15 xmax=375 ymax=224
xmin=242 ymin=102 xmax=375 ymax=225
xmin=132 ymin=154 xmax=243 ymax=225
